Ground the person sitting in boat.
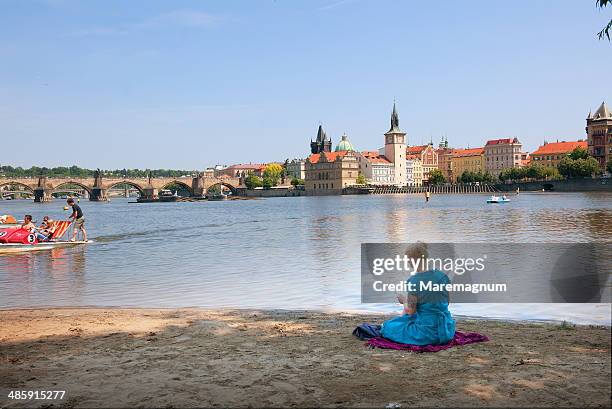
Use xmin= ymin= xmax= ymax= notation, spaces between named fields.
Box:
xmin=21 ymin=215 xmax=50 ymax=242
xmin=502 ymin=195 xmax=507 ymax=200
xmin=38 ymin=216 xmax=56 ymax=240
xmin=21 ymin=215 xmax=36 ymax=232
xmin=380 ymin=242 xmax=456 ymax=346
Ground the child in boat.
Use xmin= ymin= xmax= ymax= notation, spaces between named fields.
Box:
xmin=380 ymin=242 xmax=456 ymax=346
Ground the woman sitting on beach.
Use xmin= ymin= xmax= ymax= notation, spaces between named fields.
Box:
xmin=381 ymin=242 xmax=456 ymax=346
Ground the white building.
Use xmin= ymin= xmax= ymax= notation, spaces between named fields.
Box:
xmin=356 ymin=151 xmax=394 ymax=185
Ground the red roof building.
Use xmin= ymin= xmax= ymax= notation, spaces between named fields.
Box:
xmin=531 ymin=140 xmax=587 ymax=167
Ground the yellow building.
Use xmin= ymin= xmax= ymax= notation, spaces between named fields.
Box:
xmin=451 ymin=148 xmax=485 ymax=182
xmin=304 ymin=150 xmax=359 ymax=195
xmin=406 ymin=144 xmax=438 ymax=184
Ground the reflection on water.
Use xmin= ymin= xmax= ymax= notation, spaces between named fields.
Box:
xmin=0 ymin=192 xmax=610 ymax=324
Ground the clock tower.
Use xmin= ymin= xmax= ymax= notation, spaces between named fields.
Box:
xmin=384 ymin=102 xmax=407 ymax=186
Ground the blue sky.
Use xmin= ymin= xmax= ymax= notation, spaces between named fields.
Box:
xmin=1 ymin=0 xmax=610 ymax=169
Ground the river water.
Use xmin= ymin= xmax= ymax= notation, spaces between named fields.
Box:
xmin=1 ymin=192 xmax=610 ymax=325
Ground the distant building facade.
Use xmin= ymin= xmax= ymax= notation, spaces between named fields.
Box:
xmin=435 ymin=137 xmax=454 ymax=182
xmin=451 ymin=148 xmax=485 ymax=182
xmin=356 ymin=151 xmax=394 ymax=185
xmin=304 ymin=151 xmax=359 ymax=195
xmin=406 ymin=144 xmax=438 ymax=184
xmin=586 ymin=101 xmax=611 ymax=171
xmin=218 ymin=163 xmax=266 ymax=178
xmin=286 ymin=159 xmax=306 ymax=180
xmin=531 ymin=140 xmax=587 ymax=168
xmin=406 ymin=154 xmax=423 ymax=186
xmin=484 ymin=137 xmax=524 ymax=177
xmin=311 ymin=124 xmax=332 ymax=154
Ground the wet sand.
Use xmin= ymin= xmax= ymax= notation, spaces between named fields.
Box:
xmin=0 ymin=308 xmax=610 ymax=408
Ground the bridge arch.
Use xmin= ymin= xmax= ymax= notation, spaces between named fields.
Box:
xmin=0 ymin=181 xmax=36 ymax=194
xmin=159 ymin=180 xmax=193 ymax=195
xmin=206 ymin=182 xmax=238 ymax=195
xmin=52 ymin=181 xmax=93 ymax=195
xmin=105 ymin=181 xmax=145 ymax=196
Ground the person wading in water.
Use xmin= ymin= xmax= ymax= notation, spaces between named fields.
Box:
xmin=67 ymin=198 xmax=87 ymax=242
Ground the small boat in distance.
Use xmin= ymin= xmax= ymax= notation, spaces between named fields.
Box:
xmin=487 ymin=195 xmax=511 ymax=204
xmin=158 ymin=189 xmax=179 ymax=202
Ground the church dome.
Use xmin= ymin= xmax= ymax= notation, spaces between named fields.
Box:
xmin=335 ymin=134 xmax=354 ymax=152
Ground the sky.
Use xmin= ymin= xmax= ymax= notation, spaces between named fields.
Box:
xmin=0 ymin=0 xmax=610 ymax=170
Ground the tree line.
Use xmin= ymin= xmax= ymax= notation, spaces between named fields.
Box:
xmin=0 ymin=165 xmax=196 ymax=178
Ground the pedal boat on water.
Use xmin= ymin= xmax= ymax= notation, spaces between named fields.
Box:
xmin=486 ymin=195 xmax=511 ymax=204
xmin=0 ymin=221 xmax=91 ymax=254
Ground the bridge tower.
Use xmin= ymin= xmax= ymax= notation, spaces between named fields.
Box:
xmin=33 ymin=176 xmax=53 ymax=202
xmin=90 ymin=169 xmax=107 ymax=201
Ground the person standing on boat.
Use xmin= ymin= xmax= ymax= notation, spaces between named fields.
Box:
xmin=67 ymin=198 xmax=87 ymax=242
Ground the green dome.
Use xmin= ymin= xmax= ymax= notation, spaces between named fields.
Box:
xmin=335 ymin=134 xmax=354 ymax=152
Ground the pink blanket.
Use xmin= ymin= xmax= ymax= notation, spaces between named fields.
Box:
xmin=366 ymin=331 xmax=488 ymax=353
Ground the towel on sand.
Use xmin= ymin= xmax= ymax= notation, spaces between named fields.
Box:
xmin=366 ymin=331 xmax=488 ymax=353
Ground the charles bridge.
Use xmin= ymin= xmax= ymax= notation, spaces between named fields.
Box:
xmin=0 ymin=172 xmax=242 ymax=202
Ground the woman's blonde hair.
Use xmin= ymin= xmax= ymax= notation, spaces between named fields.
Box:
xmin=405 ymin=241 xmax=428 ymax=260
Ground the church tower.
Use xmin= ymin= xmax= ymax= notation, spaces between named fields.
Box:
xmin=311 ymin=124 xmax=332 ymax=154
xmin=384 ymin=102 xmax=407 ymax=185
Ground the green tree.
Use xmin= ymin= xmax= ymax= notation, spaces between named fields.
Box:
xmin=356 ymin=172 xmax=367 ymax=185
xmin=498 ymin=169 xmax=509 ymax=182
xmin=577 ymin=157 xmax=601 ymax=176
xmin=262 ymin=177 xmax=273 ymax=189
xmin=245 ymin=174 xmax=262 ymax=189
xmin=263 ymin=163 xmax=283 ymax=186
xmin=597 ymin=0 xmax=611 ymax=40
xmin=290 ymin=178 xmax=304 ymax=186
xmin=568 ymin=146 xmax=589 ymax=160
xmin=558 ymin=156 xmax=601 ymax=178
xmin=428 ymin=169 xmax=445 ymax=185
xmin=607 ymin=160 xmax=612 ymax=174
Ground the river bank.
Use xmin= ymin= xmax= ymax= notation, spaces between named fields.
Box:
xmin=0 ymin=308 xmax=610 ymax=408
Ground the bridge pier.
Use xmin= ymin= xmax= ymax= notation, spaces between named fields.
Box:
xmin=34 ymin=187 xmax=54 ymax=202
xmin=142 ymin=187 xmax=158 ymax=200
xmin=90 ymin=188 xmax=108 ymax=201
xmin=192 ymin=175 xmax=205 ymax=197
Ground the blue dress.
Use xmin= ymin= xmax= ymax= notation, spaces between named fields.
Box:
xmin=381 ymin=269 xmax=456 ymax=345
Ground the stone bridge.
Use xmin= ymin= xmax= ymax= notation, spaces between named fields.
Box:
xmin=0 ymin=173 xmax=242 ymax=202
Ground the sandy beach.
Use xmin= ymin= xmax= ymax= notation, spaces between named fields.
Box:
xmin=0 ymin=308 xmax=610 ymax=408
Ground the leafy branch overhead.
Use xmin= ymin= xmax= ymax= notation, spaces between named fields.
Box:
xmin=597 ymin=0 xmax=611 ymax=40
